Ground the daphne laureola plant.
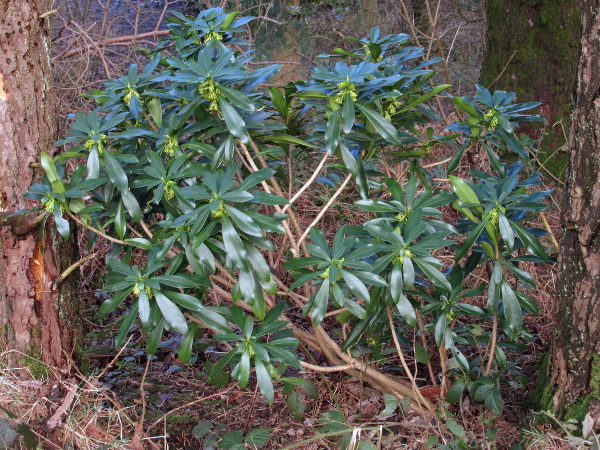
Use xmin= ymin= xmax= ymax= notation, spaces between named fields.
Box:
xmin=24 ymin=8 xmax=551 ymax=419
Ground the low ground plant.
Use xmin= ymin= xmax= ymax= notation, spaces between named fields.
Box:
xmin=22 ymin=7 xmax=552 ymax=445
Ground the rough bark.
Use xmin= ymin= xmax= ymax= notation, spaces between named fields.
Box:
xmin=551 ymin=1 xmax=600 ymax=423
xmin=0 ymin=0 xmax=82 ymax=376
xmin=479 ymin=0 xmax=581 ymax=179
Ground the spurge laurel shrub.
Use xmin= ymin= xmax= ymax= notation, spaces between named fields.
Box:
xmin=23 ymin=8 xmax=552 ymax=418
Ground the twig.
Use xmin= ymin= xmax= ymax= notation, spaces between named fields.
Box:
xmin=296 ymin=173 xmax=353 ymax=250
xmin=67 ymin=212 xmax=130 ymax=246
xmin=53 ymin=30 xmax=170 ymax=61
xmin=66 ymin=20 xmax=112 ymax=78
xmin=53 ymin=252 xmax=97 ymax=289
xmin=281 ymin=152 xmax=329 ymax=214
xmin=540 ymin=212 xmax=560 ymax=252
xmin=416 ymin=310 xmax=437 ymax=386
xmin=301 ymin=361 xmax=353 ymax=373
xmin=422 ymin=156 xmax=453 ymax=169
xmin=487 ymin=51 xmax=517 ymax=90
xmin=387 ymin=308 xmax=435 ymax=415
xmin=94 ymin=336 xmax=134 ymax=381
xmin=140 ymin=356 xmax=152 ymax=423
xmin=43 ymin=379 xmax=78 ymax=431
xmin=146 ymin=386 xmax=236 ymax=434
xmin=484 ymin=313 xmax=498 ymax=376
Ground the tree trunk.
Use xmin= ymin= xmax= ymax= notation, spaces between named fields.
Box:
xmin=479 ymin=0 xmax=581 ymax=179
xmin=551 ymin=1 xmax=600 ymax=425
xmin=0 ymin=0 xmax=82 ymax=378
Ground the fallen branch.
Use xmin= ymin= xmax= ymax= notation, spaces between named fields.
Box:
xmin=53 ymin=30 xmax=170 ymax=61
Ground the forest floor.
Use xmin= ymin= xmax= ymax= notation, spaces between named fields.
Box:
xmin=0 ymin=1 xmax=577 ymax=449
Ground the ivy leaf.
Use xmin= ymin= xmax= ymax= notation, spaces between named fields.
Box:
xmin=245 ymin=428 xmax=272 ymax=448
xmin=192 ymin=420 xmax=212 ymax=439
xmin=380 ymin=394 xmax=398 ymax=418
xmin=286 ymin=391 xmax=306 ymax=420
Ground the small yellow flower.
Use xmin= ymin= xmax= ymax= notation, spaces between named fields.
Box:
xmin=204 ymin=30 xmax=223 ymax=43
xmin=43 ymin=197 xmax=55 ymax=213
xmin=396 ymin=209 xmax=411 ymax=224
xmin=335 ymin=81 xmax=357 ymax=105
xmin=484 ymin=108 xmax=499 ymax=130
xmin=199 ymin=78 xmax=220 ymax=112
xmin=162 ymin=135 xmax=179 ymax=156
xmin=211 ymin=200 xmax=227 ymax=218
xmin=163 ymin=179 xmax=176 ymax=200
xmin=123 ymin=84 xmax=140 ymax=106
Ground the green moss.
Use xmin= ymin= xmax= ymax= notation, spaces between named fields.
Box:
xmin=165 ymin=414 xmax=196 ymax=424
xmin=75 ymin=342 xmax=90 ymax=375
xmin=523 ymin=351 xmax=554 ymax=412
xmin=479 ymin=0 xmax=581 ymax=180
xmin=19 ymin=346 xmax=49 ymax=380
xmin=589 ymin=355 xmax=600 ymax=399
xmin=562 ymin=395 xmax=590 ymax=424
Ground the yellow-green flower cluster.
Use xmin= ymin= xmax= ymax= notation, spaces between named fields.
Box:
xmin=384 ymin=99 xmax=402 ymax=121
xmin=199 ymin=78 xmax=220 ymax=112
xmin=335 ymin=81 xmax=357 ymax=105
xmin=211 ymin=200 xmax=227 ymax=218
xmin=204 ymin=30 xmax=223 ymax=43
xmin=163 ymin=179 xmax=176 ymax=200
xmin=43 ymin=197 xmax=55 ymax=213
xmin=393 ymin=249 xmax=413 ymax=265
xmin=123 ymin=84 xmax=140 ymax=107
xmin=488 ymin=205 xmax=506 ymax=227
xmin=321 ymin=259 xmax=344 ymax=280
xmin=484 ymin=108 xmax=499 ymax=130
xmin=162 ymin=135 xmax=179 ymax=156
xmin=84 ymin=134 xmax=108 ymax=155
xmin=395 ymin=209 xmax=411 ymax=224
xmin=133 ymin=283 xmax=153 ymax=299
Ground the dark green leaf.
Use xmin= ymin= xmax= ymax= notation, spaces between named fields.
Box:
xmin=355 ymin=103 xmax=403 ymax=146
xmin=103 ymin=151 xmax=129 ymax=191
xmin=509 ymin=219 xmax=548 ymax=262
xmin=178 ymin=327 xmax=194 ymax=362
xmin=341 ymin=93 xmax=355 ymax=134
xmin=254 ymin=358 xmax=274 ymax=405
xmin=222 ymin=216 xmax=249 ymax=271
xmin=218 ymin=96 xmax=248 ymax=144
xmin=115 ymin=302 xmax=139 ymax=348
xmin=154 ymin=291 xmax=188 ymax=335
xmin=245 ymin=428 xmax=272 ymax=448
xmin=286 ymin=391 xmax=306 ymax=420
xmin=501 ymin=280 xmax=522 ymax=334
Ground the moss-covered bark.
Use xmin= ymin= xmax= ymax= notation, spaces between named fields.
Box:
xmin=0 ymin=0 xmax=82 ymax=376
xmin=479 ymin=0 xmax=581 ymax=179
xmin=550 ymin=1 xmax=600 ymax=423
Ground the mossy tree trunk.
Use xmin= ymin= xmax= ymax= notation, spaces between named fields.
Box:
xmin=479 ymin=0 xmax=581 ymax=179
xmin=551 ymin=1 xmax=600 ymax=425
xmin=0 ymin=0 xmax=82 ymax=377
